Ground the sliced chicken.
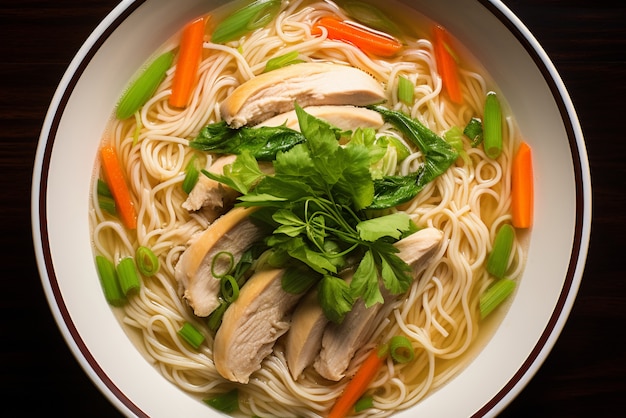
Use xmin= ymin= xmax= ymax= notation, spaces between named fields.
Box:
xmin=314 ymin=227 xmax=444 ymax=381
xmin=256 ymin=105 xmax=384 ymax=132
xmin=182 ymin=154 xmax=239 ymax=212
xmin=213 ymin=268 xmax=302 ymax=383
xmin=220 ymin=62 xmax=386 ymax=128
xmin=284 ymin=288 xmax=328 ymax=381
xmin=174 ymin=207 xmax=263 ymax=317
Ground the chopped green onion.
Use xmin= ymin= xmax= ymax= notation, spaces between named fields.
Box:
xmin=177 ymin=322 xmax=205 ymax=349
xmin=388 ymin=335 xmax=415 ymax=364
xmin=203 ymin=388 xmax=239 ymax=413
xmin=211 ymin=251 xmax=235 ymax=278
xmin=220 ymin=275 xmax=240 ymax=303
xmin=135 ymin=246 xmax=160 ymax=277
xmin=486 ymin=224 xmax=515 ymax=279
xmin=97 ymin=178 xmax=113 ymax=197
xmin=264 ymin=51 xmax=304 ymax=73
xmin=116 ymin=51 xmax=174 ymax=120
xmin=480 ymin=278 xmax=516 ymax=319
xmin=211 ymin=0 xmax=282 ymax=44
xmin=354 ymin=395 xmax=374 ymax=412
xmin=464 ymin=116 xmax=483 ymax=147
xmin=483 ymin=91 xmax=503 ymax=159
xmin=397 ymin=75 xmax=414 ymax=105
xmin=97 ymin=179 xmax=117 ymax=215
xmin=95 ymin=255 xmax=125 ymax=306
xmin=342 ymin=1 xmax=401 ymax=37
xmin=207 ymin=300 xmax=229 ymax=332
xmin=98 ymin=195 xmax=117 ymax=215
xmin=182 ymin=154 xmax=200 ymax=194
xmin=116 ymin=257 xmax=141 ymax=295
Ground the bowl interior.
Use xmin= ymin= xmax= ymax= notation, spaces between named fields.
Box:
xmin=32 ymin=0 xmax=590 ymax=416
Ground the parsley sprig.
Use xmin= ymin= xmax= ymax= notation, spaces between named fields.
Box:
xmin=203 ymin=104 xmax=455 ymax=323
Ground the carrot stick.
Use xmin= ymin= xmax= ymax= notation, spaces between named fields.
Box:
xmin=432 ymin=24 xmax=463 ymax=105
xmin=511 ymin=141 xmax=534 ymax=228
xmin=328 ymin=345 xmax=388 ymax=418
xmin=100 ymin=145 xmax=137 ymax=230
xmin=312 ymin=17 xmax=402 ymax=57
xmin=169 ymin=16 xmax=207 ymax=108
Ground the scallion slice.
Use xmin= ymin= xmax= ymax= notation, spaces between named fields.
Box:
xmin=177 ymin=322 xmax=205 ymax=349
xmin=211 ymin=0 xmax=282 ymax=44
xmin=116 ymin=51 xmax=174 ymax=120
xmin=207 ymin=300 xmax=229 ymax=332
xmin=464 ymin=116 xmax=483 ymax=147
xmin=182 ymin=154 xmax=200 ymax=194
xmin=220 ymin=275 xmax=240 ymax=303
xmin=397 ymin=75 xmax=414 ymax=105
xmin=203 ymin=389 xmax=239 ymax=413
xmin=354 ymin=395 xmax=374 ymax=412
xmin=116 ymin=257 xmax=141 ymax=295
xmin=135 ymin=246 xmax=159 ymax=277
xmin=486 ymin=224 xmax=515 ymax=279
xmin=211 ymin=251 xmax=234 ymax=278
xmin=388 ymin=335 xmax=415 ymax=364
xmin=483 ymin=91 xmax=503 ymax=159
xmin=264 ymin=51 xmax=304 ymax=73
xmin=95 ymin=255 xmax=125 ymax=306
xmin=480 ymin=278 xmax=516 ymax=319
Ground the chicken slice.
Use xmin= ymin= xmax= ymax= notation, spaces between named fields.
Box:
xmin=256 ymin=105 xmax=384 ymax=131
xmin=220 ymin=63 xmax=385 ymax=128
xmin=314 ymin=227 xmax=444 ymax=381
xmin=213 ymin=268 xmax=302 ymax=383
xmin=182 ymin=154 xmax=239 ymax=212
xmin=284 ymin=288 xmax=328 ymax=381
xmin=174 ymin=207 xmax=263 ymax=317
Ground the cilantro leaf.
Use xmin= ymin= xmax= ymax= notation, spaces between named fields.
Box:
xmin=356 ymin=212 xmax=412 ymax=242
xmin=318 ymin=275 xmax=355 ymax=324
xmin=350 ymin=250 xmax=384 ymax=307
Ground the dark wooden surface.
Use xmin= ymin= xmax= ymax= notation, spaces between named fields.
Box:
xmin=1 ymin=0 xmax=624 ymax=416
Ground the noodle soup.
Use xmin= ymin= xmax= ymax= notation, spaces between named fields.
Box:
xmin=89 ymin=0 xmax=530 ymax=416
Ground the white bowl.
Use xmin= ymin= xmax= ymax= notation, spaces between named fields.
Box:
xmin=31 ymin=0 xmax=591 ymax=416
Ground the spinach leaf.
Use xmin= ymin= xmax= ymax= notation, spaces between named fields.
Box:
xmin=190 ymin=121 xmax=307 ymax=161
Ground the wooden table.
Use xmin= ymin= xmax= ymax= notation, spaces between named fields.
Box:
xmin=1 ymin=0 xmax=624 ymax=416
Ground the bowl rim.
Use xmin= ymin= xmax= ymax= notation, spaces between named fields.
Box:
xmin=31 ymin=0 xmax=592 ymax=417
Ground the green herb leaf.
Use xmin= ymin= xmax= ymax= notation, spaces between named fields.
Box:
xmin=351 ymin=250 xmax=384 ymax=308
xmin=318 ymin=275 xmax=355 ymax=324
xmin=356 ymin=212 xmax=412 ymax=242
xmin=370 ymin=171 xmax=424 ymax=209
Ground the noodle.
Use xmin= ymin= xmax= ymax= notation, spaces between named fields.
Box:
xmin=89 ymin=0 xmax=527 ymax=416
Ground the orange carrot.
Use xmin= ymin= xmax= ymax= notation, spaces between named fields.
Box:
xmin=169 ymin=16 xmax=207 ymax=108
xmin=432 ymin=25 xmax=463 ymax=105
xmin=312 ymin=17 xmax=402 ymax=57
xmin=328 ymin=345 xmax=388 ymax=418
xmin=100 ymin=145 xmax=137 ymax=230
xmin=511 ymin=141 xmax=534 ymax=228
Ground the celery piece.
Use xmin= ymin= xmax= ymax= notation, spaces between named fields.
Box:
xmin=389 ymin=335 xmax=415 ymax=364
xmin=486 ymin=224 xmax=515 ymax=279
xmin=204 ymin=389 xmax=239 ymax=413
xmin=116 ymin=51 xmax=174 ymax=120
xmin=480 ymin=278 xmax=516 ymax=319
xmin=398 ymin=75 xmax=414 ymax=105
xmin=135 ymin=246 xmax=159 ymax=277
xmin=483 ymin=91 xmax=502 ymax=159
xmin=211 ymin=0 xmax=281 ymax=44
xmin=343 ymin=1 xmax=401 ymax=37
xmin=95 ymin=255 xmax=125 ymax=306
xmin=116 ymin=257 xmax=141 ymax=296
xmin=177 ymin=322 xmax=205 ymax=349
xmin=444 ymin=126 xmax=465 ymax=153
